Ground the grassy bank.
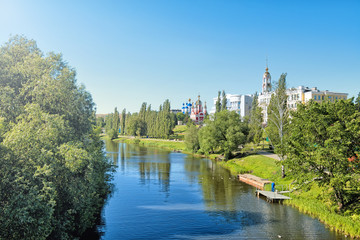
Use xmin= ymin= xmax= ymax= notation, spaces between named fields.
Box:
xmin=113 ymin=136 xmax=187 ymax=152
xmin=220 ymin=155 xmax=360 ymax=238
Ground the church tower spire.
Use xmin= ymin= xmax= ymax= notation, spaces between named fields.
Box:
xmin=262 ymin=59 xmax=271 ymax=93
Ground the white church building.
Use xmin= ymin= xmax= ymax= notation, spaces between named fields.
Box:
xmin=210 ymin=65 xmax=348 ymax=124
xmin=258 ymin=67 xmax=348 ymax=124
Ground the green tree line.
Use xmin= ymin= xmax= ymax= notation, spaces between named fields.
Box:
xmin=104 ymin=100 xmax=178 ymax=139
xmin=0 ymin=36 xmax=113 ymax=239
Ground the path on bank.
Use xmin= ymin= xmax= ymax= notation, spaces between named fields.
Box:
xmin=257 ymin=151 xmax=281 ymax=160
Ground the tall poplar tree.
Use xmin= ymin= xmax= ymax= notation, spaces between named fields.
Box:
xmin=221 ymin=90 xmax=227 ymax=111
xmin=120 ymin=108 xmax=126 ymax=135
xmin=265 ymin=73 xmax=289 ymax=178
xmin=216 ymin=91 xmax=221 ymax=113
xmin=248 ymin=92 xmax=263 ymax=145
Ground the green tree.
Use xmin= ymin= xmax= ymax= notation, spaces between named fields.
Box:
xmin=216 ymin=91 xmax=221 ymax=113
xmin=176 ymin=112 xmax=185 ymax=123
xmin=199 ymin=111 xmax=248 ymax=160
xmin=185 ymin=125 xmax=200 ymax=152
xmin=265 ymin=73 xmax=289 ymax=178
xmin=112 ymin=107 xmax=120 ymax=138
xmin=355 ymin=92 xmax=360 ymax=111
xmin=96 ymin=115 xmax=105 ymax=128
xmin=285 ymin=99 xmax=360 ymax=210
xmin=0 ymin=35 xmax=113 ymax=239
xmin=221 ymin=90 xmax=227 ymax=111
xmin=120 ymin=108 xmax=126 ymax=135
xmin=248 ymin=92 xmax=263 ymax=145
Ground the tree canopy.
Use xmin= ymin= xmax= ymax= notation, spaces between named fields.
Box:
xmin=285 ymin=99 xmax=360 ymax=210
xmin=199 ymin=110 xmax=249 ymax=159
xmin=0 ymin=35 xmax=113 ymax=239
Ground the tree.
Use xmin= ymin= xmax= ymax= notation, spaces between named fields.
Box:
xmin=248 ymin=92 xmax=263 ymax=145
xmin=120 ymin=108 xmax=126 ymax=135
xmin=0 ymin=35 xmax=113 ymax=239
xmin=355 ymin=92 xmax=360 ymax=111
xmin=216 ymin=91 xmax=221 ymax=113
xmin=199 ymin=111 xmax=249 ymax=160
xmin=221 ymin=90 xmax=227 ymax=111
xmin=265 ymin=73 xmax=289 ymax=178
xmin=176 ymin=112 xmax=185 ymax=123
xmin=112 ymin=107 xmax=120 ymax=137
xmin=185 ymin=125 xmax=200 ymax=153
xmin=284 ymin=99 xmax=360 ymax=210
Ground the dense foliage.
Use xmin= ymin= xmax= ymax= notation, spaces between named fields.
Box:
xmin=0 ymin=36 xmax=113 ymax=239
xmin=184 ymin=124 xmax=200 ymax=153
xmin=285 ymin=99 xmax=360 ymax=210
xmin=199 ymin=111 xmax=249 ymax=159
xmin=105 ymin=107 xmax=120 ymax=139
xmin=106 ymin=100 xmax=177 ymax=139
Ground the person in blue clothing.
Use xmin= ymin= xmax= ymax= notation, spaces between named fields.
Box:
xmin=271 ymin=182 xmax=275 ymax=192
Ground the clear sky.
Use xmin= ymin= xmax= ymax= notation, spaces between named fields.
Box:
xmin=1 ymin=0 xmax=359 ymax=113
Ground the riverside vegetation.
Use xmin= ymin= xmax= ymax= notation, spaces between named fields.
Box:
xmin=103 ymin=77 xmax=360 ymax=237
xmin=0 ymin=36 xmax=114 ymax=239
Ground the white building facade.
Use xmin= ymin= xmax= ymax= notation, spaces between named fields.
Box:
xmin=258 ymin=67 xmax=348 ymax=124
xmin=210 ymin=94 xmax=253 ymax=119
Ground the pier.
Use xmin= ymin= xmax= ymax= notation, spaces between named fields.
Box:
xmin=238 ymin=174 xmax=272 ymax=190
xmin=256 ymin=190 xmax=291 ymax=203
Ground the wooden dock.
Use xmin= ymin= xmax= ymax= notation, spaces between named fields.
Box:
xmin=256 ymin=190 xmax=291 ymax=203
xmin=238 ymin=174 xmax=272 ymax=190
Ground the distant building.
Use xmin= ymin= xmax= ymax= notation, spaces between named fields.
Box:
xmin=258 ymin=67 xmax=348 ymax=124
xmin=182 ymin=98 xmax=192 ymax=115
xmin=210 ymin=94 xmax=253 ymax=119
xmin=170 ymin=109 xmax=182 ymax=114
xmin=190 ymin=95 xmax=207 ymax=124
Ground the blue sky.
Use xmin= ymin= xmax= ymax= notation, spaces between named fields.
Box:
xmin=1 ymin=0 xmax=359 ymax=113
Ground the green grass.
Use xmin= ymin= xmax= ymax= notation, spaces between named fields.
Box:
xmin=170 ymin=125 xmax=188 ymax=141
xmin=114 ymin=137 xmax=186 ymax=152
xmin=173 ymin=125 xmax=187 ymax=134
xmin=287 ymin=194 xmax=360 ymax=238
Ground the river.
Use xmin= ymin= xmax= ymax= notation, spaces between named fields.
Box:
xmin=95 ymin=140 xmax=345 ymax=239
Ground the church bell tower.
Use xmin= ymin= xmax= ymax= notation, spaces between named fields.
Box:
xmin=262 ymin=62 xmax=271 ymax=93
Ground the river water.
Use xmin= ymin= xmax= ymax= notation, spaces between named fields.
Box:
xmin=97 ymin=140 xmax=345 ymax=239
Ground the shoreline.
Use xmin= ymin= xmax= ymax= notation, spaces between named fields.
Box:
xmin=108 ymin=136 xmax=360 ymax=238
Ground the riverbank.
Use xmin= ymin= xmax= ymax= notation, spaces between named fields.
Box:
xmin=108 ymin=136 xmax=360 ymax=238
xmin=112 ymin=136 xmax=187 ymax=151
xmin=220 ymin=156 xmax=360 ymax=238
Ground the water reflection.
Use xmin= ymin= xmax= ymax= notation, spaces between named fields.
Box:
xmin=105 ymin=140 xmax=171 ymax=193
xmin=99 ymin=140 xmax=344 ymax=240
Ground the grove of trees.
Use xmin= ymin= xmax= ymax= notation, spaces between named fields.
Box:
xmin=106 ymin=100 xmax=177 ymax=139
xmin=199 ymin=110 xmax=249 ymax=159
xmin=285 ymin=99 xmax=360 ymax=210
xmin=0 ymin=36 xmax=113 ymax=239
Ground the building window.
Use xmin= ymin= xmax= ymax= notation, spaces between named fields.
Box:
xmin=314 ymin=95 xmax=316 ymax=100
xmin=322 ymin=96 xmax=324 ymax=100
